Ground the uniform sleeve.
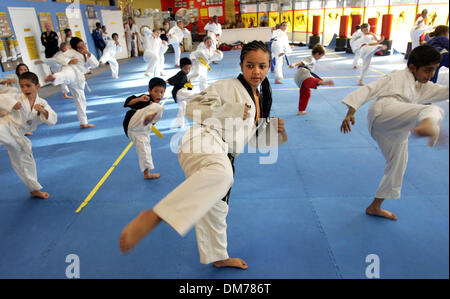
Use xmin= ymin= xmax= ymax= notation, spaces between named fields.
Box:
xmin=124 ymin=95 xmax=138 ymax=108
xmin=38 ymin=99 xmax=58 ymax=126
xmin=342 ymin=73 xmax=395 ymax=111
xmin=183 ymin=28 xmax=191 ymax=37
xmin=167 ymin=72 xmax=184 ymax=86
xmin=204 ymin=23 xmax=213 ymax=31
xmin=185 ymin=84 xmax=246 ymax=123
xmin=0 ymin=93 xmax=20 ymax=112
xmin=86 ymin=53 xmax=99 ymax=68
xmin=55 ymin=50 xmax=73 ymax=66
xmin=248 ymin=118 xmax=288 ymax=149
xmin=417 ymin=82 xmax=450 ymax=104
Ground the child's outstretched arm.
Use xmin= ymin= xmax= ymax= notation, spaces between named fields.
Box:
xmin=289 ymin=60 xmax=304 ymax=68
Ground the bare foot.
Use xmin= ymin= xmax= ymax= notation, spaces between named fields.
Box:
xmin=80 ymin=124 xmax=96 ymax=129
xmin=275 ymin=80 xmax=283 ymax=84
xmin=212 ymin=61 xmax=219 ymax=65
xmin=44 ymin=74 xmax=55 ymax=83
xmin=358 ymin=80 xmax=365 ymax=86
xmin=145 ymin=73 xmax=151 ymax=77
xmin=297 ymin=111 xmax=308 ymax=115
xmin=144 ymin=169 xmax=160 ymax=180
xmin=175 ymin=64 xmax=180 ymax=68
xmin=353 ymin=66 xmax=358 ymax=69
xmin=319 ymin=80 xmax=334 ymax=86
xmin=119 ymin=209 xmax=162 ymax=253
xmin=366 ymin=206 xmax=398 ymax=221
xmin=213 ymin=258 xmax=248 ymax=270
xmin=413 ymin=118 xmax=440 ymax=146
xmin=62 ymin=93 xmax=73 ymax=99
xmin=25 ymin=132 xmax=33 ymax=136
xmin=30 ymin=190 xmax=50 ymax=199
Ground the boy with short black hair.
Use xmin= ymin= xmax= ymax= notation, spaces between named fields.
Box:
xmin=289 ymin=44 xmax=334 ymax=115
xmin=123 ymin=77 xmax=166 ymax=179
xmin=167 ymin=57 xmax=195 ymax=128
xmin=99 ymin=33 xmax=122 ymax=79
xmin=340 ymin=44 xmax=449 ymax=221
xmin=0 ymin=72 xmax=57 ymax=199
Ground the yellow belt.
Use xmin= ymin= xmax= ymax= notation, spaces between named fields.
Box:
xmin=198 ymin=57 xmax=211 ymax=71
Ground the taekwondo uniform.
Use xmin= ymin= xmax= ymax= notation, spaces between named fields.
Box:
xmin=350 ymin=28 xmax=364 ymax=68
xmin=123 ymin=94 xmax=164 ymax=173
xmin=167 ymin=70 xmax=196 ymax=128
xmin=357 ymin=34 xmax=384 ymax=82
xmin=204 ymin=22 xmax=222 ymax=49
xmin=410 ymin=16 xmax=432 ymax=50
xmin=271 ymin=29 xmax=292 ymax=82
xmin=0 ymin=93 xmax=57 ymax=192
xmin=99 ymin=40 xmax=122 ymax=79
xmin=152 ymin=75 xmax=288 ymax=264
xmin=52 ymin=48 xmax=99 ymax=126
xmin=342 ymin=68 xmax=449 ymax=199
xmin=141 ymin=28 xmax=166 ymax=77
xmin=0 ymin=74 xmax=20 ymax=94
xmin=188 ymin=42 xmax=223 ymax=92
xmin=125 ymin=23 xmax=138 ymax=57
xmin=168 ymin=26 xmax=191 ymax=66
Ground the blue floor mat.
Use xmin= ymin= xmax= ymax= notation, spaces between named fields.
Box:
xmin=0 ymin=47 xmax=448 ymax=278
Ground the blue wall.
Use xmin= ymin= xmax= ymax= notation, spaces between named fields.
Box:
xmin=0 ymin=0 xmax=118 ymax=76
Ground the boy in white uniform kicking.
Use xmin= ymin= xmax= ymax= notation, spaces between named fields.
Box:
xmin=0 ymin=72 xmax=57 ymax=199
xmin=44 ymin=37 xmax=99 ymax=129
xmin=340 ymin=45 xmax=449 ymax=220
xmin=167 ymin=57 xmax=195 ymax=128
xmin=99 ymin=33 xmax=122 ymax=79
xmin=123 ymin=77 xmax=166 ymax=180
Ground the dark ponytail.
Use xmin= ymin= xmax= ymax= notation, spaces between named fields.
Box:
xmin=429 ymin=25 xmax=449 ymax=38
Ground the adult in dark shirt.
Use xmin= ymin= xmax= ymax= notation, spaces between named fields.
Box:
xmin=41 ymin=22 xmax=59 ymax=58
xmin=92 ymin=22 xmax=106 ymax=58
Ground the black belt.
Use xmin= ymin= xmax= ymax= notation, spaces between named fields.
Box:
xmin=221 ymin=153 xmax=235 ymax=205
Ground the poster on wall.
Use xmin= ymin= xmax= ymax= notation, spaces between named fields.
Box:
xmin=208 ymin=6 xmax=223 ymax=18
xmin=56 ymin=12 xmax=70 ymax=41
xmin=24 ymin=35 xmax=39 ymax=60
xmin=38 ymin=12 xmax=55 ymax=32
xmin=0 ymin=12 xmax=13 ymax=38
xmin=294 ymin=10 xmax=308 ymax=32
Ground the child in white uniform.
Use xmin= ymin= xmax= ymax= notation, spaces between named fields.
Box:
xmin=356 ymin=23 xmax=388 ymax=86
xmin=167 ymin=57 xmax=195 ymax=128
xmin=271 ymin=22 xmax=293 ymax=84
xmin=0 ymin=72 xmax=57 ymax=199
xmin=349 ymin=25 xmax=363 ymax=69
xmin=99 ymin=33 xmax=122 ymax=79
xmin=119 ymin=41 xmax=288 ymax=270
xmin=141 ymin=28 xmax=168 ymax=78
xmin=123 ymin=78 xmax=165 ymax=180
xmin=188 ymin=36 xmax=224 ymax=92
xmin=340 ymin=45 xmax=448 ymax=220
xmin=0 ymin=63 xmax=29 ymax=94
xmin=44 ymin=37 xmax=99 ymax=129
xmin=168 ymin=20 xmax=191 ymax=67
xmin=35 ymin=43 xmax=72 ymax=99
xmin=204 ymin=16 xmax=222 ymax=50
xmin=410 ymin=9 xmax=433 ymax=50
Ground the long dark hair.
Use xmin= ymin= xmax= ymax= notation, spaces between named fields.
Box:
xmin=15 ymin=63 xmax=29 ymax=77
xmin=238 ymin=40 xmax=272 ymax=119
